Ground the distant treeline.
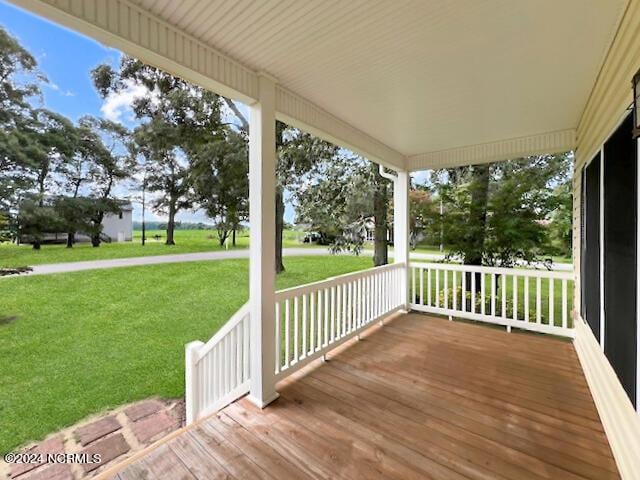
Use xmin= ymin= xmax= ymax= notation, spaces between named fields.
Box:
xmin=133 ymin=221 xmax=217 ymax=231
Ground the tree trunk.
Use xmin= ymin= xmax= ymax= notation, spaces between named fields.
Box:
xmin=275 ymin=122 xmax=286 ymax=274
xmin=218 ymin=229 xmax=229 ymax=246
xmin=91 ymin=212 xmax=104 ymax=247
xmin=232 ymin=228 xmax=237 ymax=246
xmin=166 ymin=199 xmax=176 ymax=246
xmin=66 ymin=232 xmax=74 ymax=248
xmin=372 ymin=165 xmax=388 ymax=267
xmin=464 ymin=164 xmax=490 ymax=291
xmin=275 ymin=187 xmax=285 ymax=273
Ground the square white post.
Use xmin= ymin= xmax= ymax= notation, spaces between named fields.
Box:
xmin=247 ymin=74 xmax=279 ymax=408
xmin=394 ymin=170 xmax=410 ymax=308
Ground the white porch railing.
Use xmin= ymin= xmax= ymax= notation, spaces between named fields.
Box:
xmin=186 ymin=261 xmax=575 ymax=423
xmin=185 ymin=263 xmax=406 ymax=423
xmin=409 ymin=262 xmax=574 ymax=338
xmin=274 ymin=262 xmax=406 ymax=379
xmin=185 ymin=303 xmax=251 ymax=424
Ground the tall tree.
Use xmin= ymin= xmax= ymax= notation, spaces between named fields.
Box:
xmin=190 ymin=128 xmax=248 ymax=245
xmin=0 ymin=26 xmax=45 ymax=217
xmin=223 ymin=102 xmax=338 ymax=273
xmin=372 ymin=164 xmax=389 ymax=266
xmin=84 ymin=117 xmax=132 ymax=247
xmin=548 ymin=179 xmax=573 ymax=256
xmin=55 ymin=116 xmax=106 ymax=247
xmin=92 ymin=57 xmax=224 ymax=245
xmin=4 ymin=110 xmax=77 ymax=248
xmin=295 ymin=155 xmax=392 ymax=263
xmin=276 ymin=123 xmax=338 ymax=272
xmin=435 ymin=153 xmax=572 ymax=269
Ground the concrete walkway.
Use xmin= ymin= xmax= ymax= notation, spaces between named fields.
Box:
xmin=9 ymin=248 xmax=570 ymax=276
xmin=19 ymin=248 xmax=444 ymax=276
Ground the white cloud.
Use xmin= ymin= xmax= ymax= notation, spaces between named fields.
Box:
xmin=43 ymin=81 xmax=75 ymax=97
xmin=100 ymin=79 xmax=148 ymax=123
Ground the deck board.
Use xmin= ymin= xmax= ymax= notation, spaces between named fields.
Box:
xmin=109 ymin=313 xmax=620 ymax=480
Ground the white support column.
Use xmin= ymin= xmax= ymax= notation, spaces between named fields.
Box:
xmin=247 ymin=74 xmax=279 ymax=408
xmin=394 ymin=171 xmax=410 ymax=308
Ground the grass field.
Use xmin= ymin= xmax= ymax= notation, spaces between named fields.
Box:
xmin=0 ymin=255 xmax=371 ymax=454
xmin=0 ymin=229 xmax=310 ymax=268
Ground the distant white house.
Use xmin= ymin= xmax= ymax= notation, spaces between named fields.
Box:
xmin=101 ymin=204 xmax=133 ymax=242
xmin=20 ymin=203 xmax=133 ymax=244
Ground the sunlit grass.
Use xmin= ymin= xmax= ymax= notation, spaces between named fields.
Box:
xmin=0 ymin=255 xmax=371 ymax=453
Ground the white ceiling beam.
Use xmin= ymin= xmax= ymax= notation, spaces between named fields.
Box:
xmin=406 ymin=129 xmax=576 ymax=171
xmin=9 ymin=0 xmax=406 ymax=170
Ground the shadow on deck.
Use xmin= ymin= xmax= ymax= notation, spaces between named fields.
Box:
xmin=104 ymin=313 xmax=619 ymax=480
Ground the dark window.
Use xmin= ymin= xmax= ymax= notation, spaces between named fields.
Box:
xmin=603 ymin=113 xmax=637 ymax=405
xmin=582 ymin=155 xmax=601 ymax=339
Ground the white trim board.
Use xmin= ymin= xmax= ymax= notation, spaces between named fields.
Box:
xmin=407 ymin=129 xmax=576 ymax=171
xmin=600 ymin=149 xmax=606 ymax=349
xmin=573 ymin=316 xmax=640 ymax=479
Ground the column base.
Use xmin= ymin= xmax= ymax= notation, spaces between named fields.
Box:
xmin=247 ymin=391 xmax=280 ymax=409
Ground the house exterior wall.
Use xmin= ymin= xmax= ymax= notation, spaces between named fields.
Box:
xmin=101 ymin=210 xmax=133 ymax=242
xmin=572 ymin=1 xmax=640 ymax=478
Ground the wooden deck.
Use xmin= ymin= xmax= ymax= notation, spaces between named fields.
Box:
xmin=107 ymin=313 xmax=620 ymax=480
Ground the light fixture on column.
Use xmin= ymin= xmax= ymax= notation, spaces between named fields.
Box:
xmin=633 ymin=67 xmax=640 ymax=139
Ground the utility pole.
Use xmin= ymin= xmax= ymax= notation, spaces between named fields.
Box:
xmin=141 ymin=173 xmax=147 ymax=246
xmin=439 ymin=197 xmax=444 ymax=252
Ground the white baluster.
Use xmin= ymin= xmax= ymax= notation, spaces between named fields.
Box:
xmin=331 ymin=286 xmax=336 ymax=343
xmin=412 ymin=266 xmax=416 ymax=305
xmin=491 ymin=273 xmax=496 ymax=317
xmin=453 ymin=270 xmax=458 ymax=311
xmin=524 ymin=277 xmax=529 ymax=323
xmin=481 ymin=272 xmax=485 ymax=315
xmin=462 ymin=270 xmax=467 ymax=312
xmin=513 ymin=274 xmax=518 ymax=322
xmin=293 ymin=296 xmax=299 ymax=363
xmin=302 ymin=293 xmax=308 ymax=358
xmin=536 ymin=277 xmax=541 ymax=324
xmin=562 ymin=279 xmax=568 ymax=329
xmin=309 ymin=291 xmax=315 ymax=355
xmin=444 ymin=268 xmax=449 ymax=310
xmin=549 ymin=278 xmax=555 ymax=327
xmin=501 ymin=274 xmax=506 ymax=318
xmin=471 ymin=272 xmax=476 ymax=314
xmin=284 ymin=299 xmax=290 ymax=368
xmin=275 ymin=302 xmax=280 ymax=373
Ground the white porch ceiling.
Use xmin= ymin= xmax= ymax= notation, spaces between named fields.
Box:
xmin=11 ymin=0 xmax=629 ymax=169
xmin=131 ymin=0 xmax=625 ymax=157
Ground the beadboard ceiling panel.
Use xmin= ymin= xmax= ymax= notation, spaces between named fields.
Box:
xmin=129 ymin=0 xmax=626 ymax=158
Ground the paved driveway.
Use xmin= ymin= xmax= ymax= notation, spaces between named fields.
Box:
xmin=9 ymin=248 xmax=570 ymax=276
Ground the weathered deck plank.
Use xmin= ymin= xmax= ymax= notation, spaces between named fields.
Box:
xmin=109 ymin=313 xmax=620 ymax=480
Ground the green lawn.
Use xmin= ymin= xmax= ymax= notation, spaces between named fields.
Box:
xmin=0 ymin=229 xmax=311 ymax=268
xmin=0 ymin=255 xmax=371 ymax=454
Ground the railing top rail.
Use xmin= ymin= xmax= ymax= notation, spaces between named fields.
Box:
xmin=196 ymin=301 xmax=250 ymax=361
xmin=409 ymin=261 xmax=574 ymax=280
xmin=275 ymin=262 xmax=405 ymax=300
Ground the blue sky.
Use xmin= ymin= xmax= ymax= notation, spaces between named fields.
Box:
xmin=0 ymin=1 xmax=118 ymax=122
xmin=1 ymin=0 xmax=302 ymax=224
xmin=1 ymin=0 xmax=425 ymax=225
